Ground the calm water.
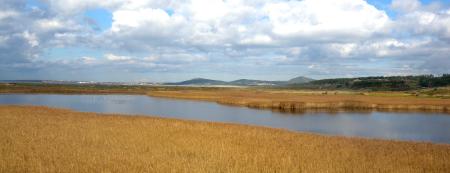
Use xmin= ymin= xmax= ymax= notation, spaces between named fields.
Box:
xmin=1 ymin=94 xmax=450 ymax=144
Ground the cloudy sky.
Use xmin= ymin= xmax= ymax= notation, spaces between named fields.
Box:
xmin=0 ymin=0 xmax=449 ymax=82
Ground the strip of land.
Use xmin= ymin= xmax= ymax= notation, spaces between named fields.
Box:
xmin=147 ymin=88 xmax=450 ymax=113
xmin=1 ymin=105 xmax=449 ymax=172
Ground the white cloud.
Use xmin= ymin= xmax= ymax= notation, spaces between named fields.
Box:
xmin=0 ymin=10 xmax=18 ymax=20
xmin=240 ymin=35 xmax=273 ymax=45
xmin=143 ymin=56 xmax=158 ymax=62
xmin=36 ymin=19 xmax=64 ymax=30
xmin=45 ymin=0 xmax=121 ymax=15
xmin=104 ymin=0 xmax=391 ymax=50
xmin=154 ymin=53 xmax=208 ymax=64
xmin=22 ymin=31 xmax=39 ymax=47
xmin=391 ymin=6 xmax=450 ymax=42
xmin=112 ymin=8 xmax=175 ymax=30
xmin=391 ymin=0 xmax=421 ymax=12
xmin=308 ymin=64 xmax=317 ymax=69
xmin=187 ymin=0 xmax=228 ymax=22
xmin=105 ymin=53 xmax=131 ymax=61
xmin=263 ymin=0 xmax=389 ymax=40
xmin=330 ymin=43 xmax=357 ymax=57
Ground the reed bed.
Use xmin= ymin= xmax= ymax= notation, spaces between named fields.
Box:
xmin=147 ymin=89 xmax=450 ymax=113
xmin=1 ymin=106 xmax=450 ymax=172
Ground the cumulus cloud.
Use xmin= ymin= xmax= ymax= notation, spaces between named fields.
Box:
xmin=0 ymin=0 xmax=449 ymax=81
xmin=105 ymin=0 xmax=390 ymax=48
xmin=264 ymin=0 xmax=389 ymax=40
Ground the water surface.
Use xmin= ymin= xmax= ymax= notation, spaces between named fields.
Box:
xmin=1 ymin=94 xmax=449 ymax=144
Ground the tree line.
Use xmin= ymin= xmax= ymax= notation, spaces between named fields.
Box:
xmin=291 ymin=74 xmax=450 ymax=91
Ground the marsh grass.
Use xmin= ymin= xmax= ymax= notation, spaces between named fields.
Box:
xmin=147 ymin=89 xmax=450 ymax=113
xmin=1 ymin=106 xmax=450 ymax=172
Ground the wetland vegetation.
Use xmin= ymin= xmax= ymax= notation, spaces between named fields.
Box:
xmin=1 ymin=106 xmax=449 ymax=172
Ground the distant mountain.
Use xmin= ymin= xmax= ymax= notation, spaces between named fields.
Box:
xmin=287 ymin=76 xmax=314 ymax=84
xmin=165 ymin=76 xmax=314 ymax=86
xmin=166 ymin=78 xmax=228 ymax=85
xmin=229 ymin=79 xmax=285 ymax=86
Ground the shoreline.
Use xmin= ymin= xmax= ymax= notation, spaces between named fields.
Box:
xmin=1 ymin=105 xmax=449 ymax=172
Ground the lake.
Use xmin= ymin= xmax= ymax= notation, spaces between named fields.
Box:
xmin=1 ymin=94 xmax=449 ymax=143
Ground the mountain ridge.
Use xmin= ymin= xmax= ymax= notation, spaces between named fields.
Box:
xmin=165 ymin=76 xmax=314 ymax=86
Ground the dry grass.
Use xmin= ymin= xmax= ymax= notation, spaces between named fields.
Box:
xmin=1 ymin=106 xmax=449 ymax=172
xmin=147 ymin=88 xmax=450 ymax=113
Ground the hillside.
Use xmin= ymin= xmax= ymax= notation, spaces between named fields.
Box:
xmin=291 ymin=74 xmax=450 ymax=91
xmin=287 ymin=76 xmax=314 ymax=84
xmin=166 ymin=76 xmax=314 ymax=86
xmin=166 ymin=78 xmax=228 ymax=85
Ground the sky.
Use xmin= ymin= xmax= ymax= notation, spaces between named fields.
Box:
xmin=0 ymin=0 xmax=449 ymax=82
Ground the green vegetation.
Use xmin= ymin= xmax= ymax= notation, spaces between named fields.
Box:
xmin=291 ymin=74 xmax=450 ymax=91
xmin=418 ymin=74 xmax=450 ymax=87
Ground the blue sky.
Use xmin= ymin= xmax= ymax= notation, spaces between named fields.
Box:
xmin=0 ymin=0 xmax=449 ymax=82
xmin=84 ymin=8 xmax=112 ymax=31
